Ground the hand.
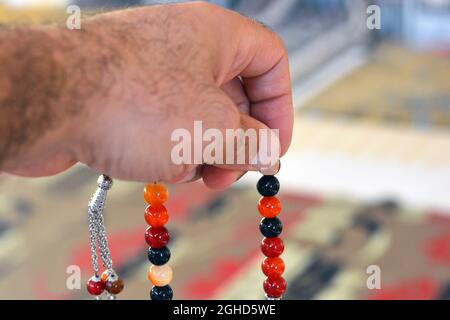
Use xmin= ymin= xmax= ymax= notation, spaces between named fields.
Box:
xmin=0 ymin=2 xmax=293 ymax=188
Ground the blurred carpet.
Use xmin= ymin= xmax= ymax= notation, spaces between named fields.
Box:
xmin=1 ymin=167 xmax=450 ymax=299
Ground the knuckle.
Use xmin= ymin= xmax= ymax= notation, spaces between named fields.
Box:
xmin=206 ymin=95 xmax=240 ymax=130
xmin=271 ymin=31 xmax=287 ymax=54
xmin=190 ymin=1 xmax=214 ymax=11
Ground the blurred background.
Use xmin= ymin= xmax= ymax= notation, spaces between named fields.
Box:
xmin=1 ymin=0 xmax=450 ymax=300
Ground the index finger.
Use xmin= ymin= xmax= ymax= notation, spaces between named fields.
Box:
xmin=188 ymin=2 xmax=294 ymax=156
xmin=233 ymin=19 xmax=293 ymax=156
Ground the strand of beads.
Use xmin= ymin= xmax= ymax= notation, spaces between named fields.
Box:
xmin=144 ymin=182 xmax=174 ymax=300
xmin=86 ymin=175 xmax=124 ymax=300
xmin=257 ymin=173 xmax=286 ymax=300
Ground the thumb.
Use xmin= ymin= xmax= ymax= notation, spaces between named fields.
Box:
xmin=201 ymin=113 xmax=280 ymax=189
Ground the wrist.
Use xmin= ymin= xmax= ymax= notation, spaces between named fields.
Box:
xmin=45 ymin=20 xmax=130 ymax=166
xmin=0 ymin=23 xmax=112 ymax=174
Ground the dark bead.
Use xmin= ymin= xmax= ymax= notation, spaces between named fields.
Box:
xmin=150 ymin=285 xmax=173 ymax=300
xmin=148 ymin=246 xmax=171 ymax=266
xmin=257 ymin=176 xmax=280 ymax=197
xmin=260 ymin=217 xmax=283 ymax=238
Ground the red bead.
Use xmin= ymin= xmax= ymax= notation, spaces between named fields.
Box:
xmin=86 ymin=275 xmax=105 ymax=296
xmin=263 ymin=277 xmax=286 ymax=298
xmin=261 ymin=237 xmax=284 ymax=257
xmin=145 ymin=226 xmax=170 ymax=249
xmin=262 ymin=257 xmax=285 ymax=278
xmin=145 ymin=204 xmax=169 ymax=227
xmin=258 ymin=196 xmax=281 ymax=218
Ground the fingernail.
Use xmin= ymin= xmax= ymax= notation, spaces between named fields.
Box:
xmin=250 ymin=145 xmax=281 ymax=174
xmin=178 ymin=170 xmax=196 ymax=183
xmin=176 ymin=166 xmax=203 ymax=184
xmin=259 ymin=160 xmax=281 ymax=176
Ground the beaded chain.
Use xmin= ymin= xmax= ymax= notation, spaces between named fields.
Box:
xmin=143 ymin=183 xmax=174 ymax=300
xmin=257 ymin=164 xmax=286 ymax=300
xmin=85 ymin=169 xmax=286 ymax=300
xmin=86 ymin=175 xmax=125 ymax=299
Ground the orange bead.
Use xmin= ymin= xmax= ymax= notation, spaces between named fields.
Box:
xmin=258 ymin=196 xmax=281 ymax=218
xmin=145 ymin=204 xmax=169 ymax=227
xmin=101 ymin=270 xmax=112 ymax=283
xmin=144 ymin=183 xmax=168 ymax=204
xmin=262 ymin=257 xmax=285 ymax=278
xmin=147 ymin=264 xmax=173 ymax=287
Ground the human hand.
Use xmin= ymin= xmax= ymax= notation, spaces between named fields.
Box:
xmin=0 ymin=2 xmax=293 ymax=188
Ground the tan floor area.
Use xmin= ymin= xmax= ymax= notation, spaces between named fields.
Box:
xmin=300 ymin=44 xmax=450 ymax=128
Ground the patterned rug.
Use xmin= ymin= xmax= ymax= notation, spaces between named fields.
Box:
xmin=1 ymin=167 xmax=449 ymax=299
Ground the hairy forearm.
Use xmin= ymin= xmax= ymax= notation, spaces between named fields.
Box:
xmin=0 ymin=27 xmax=65 ymax=168
xmin=0 ymin=2 xmax=293 ymax=184
xmin=0 ymin=4 xmax=204 ymax=176
xmin=0 ymin=21 xmax=122 ymax=171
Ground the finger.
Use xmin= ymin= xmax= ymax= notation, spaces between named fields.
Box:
xmin=202 ymin=77 xmax=250 ymax=188
xmin=210 ymin=113 xmax=280 ymax=172
xmin=169 ymin=165 xmax=203 ymax=184
xmin=169 ymin=88 xmax=242 ymax=186
xmin=241 ymin=29 xmax=293 ymax=156
xmin=4 ymin=152 xmax=77 ymax=177
xmin=202 ymin=166 xmax=246 ymax=189
xmin=218 ymin=17 xmax=293 ymax=156
xmin=220 ymin=77 xmax=250 ymax=115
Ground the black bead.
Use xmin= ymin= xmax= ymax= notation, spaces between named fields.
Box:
xmin=257 ymin=175 xmax=280 ymax=196
xmin=150 ymin=285 xmax=173 ymax=300
xmin=148 ymin=246 xmax=171 ymax=266
xmin=260 ymin=217 xmax=283 ymax=238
